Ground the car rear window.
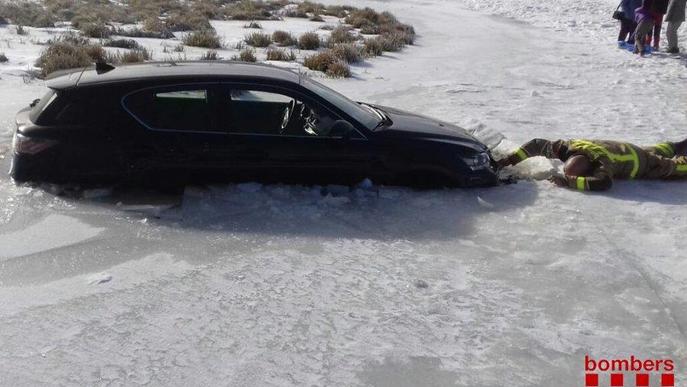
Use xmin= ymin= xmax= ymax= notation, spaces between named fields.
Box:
xmin=29 ymin=89 xmax=57 ymax=123
xmin=124 ymin=87 xmax=218 ymax=132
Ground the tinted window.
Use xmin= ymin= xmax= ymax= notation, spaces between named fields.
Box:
xmin=33 ymin=91 xmax=102 ymax=126
xmin=29 ymin=89 xmax=57 ymax=123
xmin=53 ymin=101 xmax=86 ymax=124
xmin=223 ymin=87 xmax=355 ymax=138
xmin=124 ymin=86 xmax=217 ymax=132
xmin=225 ymin=89 xmax=295 ymax=135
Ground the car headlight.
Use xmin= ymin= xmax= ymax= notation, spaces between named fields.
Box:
xmin=462 ymin=152 xmax=491 ymax=171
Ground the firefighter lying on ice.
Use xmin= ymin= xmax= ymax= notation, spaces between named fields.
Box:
xmin=497 ymin=138 xmax=687 ymax=191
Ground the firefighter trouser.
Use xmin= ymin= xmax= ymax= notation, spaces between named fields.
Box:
xmin=642 ymin=144 xmax=687 ymax=179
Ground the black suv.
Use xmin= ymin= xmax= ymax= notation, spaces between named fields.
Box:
xmin=11 ymin=61 xmax=498 ymax=188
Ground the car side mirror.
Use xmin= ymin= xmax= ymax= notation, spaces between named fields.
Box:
xmin=329 ymin=120 xmax=355 ymax=140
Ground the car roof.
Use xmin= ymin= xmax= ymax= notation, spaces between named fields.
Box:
xmin=45 ymin=61 xmax=302 ymax=90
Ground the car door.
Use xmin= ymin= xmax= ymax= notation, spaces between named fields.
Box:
xmin=122 ymin=83 xmax=226 ymax=182
xmin=216 ymin=83 xmax=376 ymax=185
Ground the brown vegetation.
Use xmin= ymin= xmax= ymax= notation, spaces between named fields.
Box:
xmin=35 ymin=36 xmax=152 ymax=77
xmin=104 ymin=39 xmax=141 ymax=50
xmin=233 ymin=48 xmax=257 ymax=62
xmin=328 ymin=26 xmax=357 ymax=44
xmin=80 ymin=22 xmax=112 ymax=38
xmin=200 ymin=50 xmax=220 ymax=60
xmin=183 ymin=30 xmax=222 ymax=48
xmin=272 ymin=30 xmax=297 ymax=46
xmin=244 ymin=32 xmax=272 ymax=47
xmin=297 ymin=32 xmax=320 ymax=50
xmin=325 ymin=61 xmax=351 ymax=78
xmin=331 ymin=43 xmax=362 ymax=63
xmin=0 ymin=1 xmax=54 ymax=27
xmin=266 ymin=48 xmax=296 ymax=61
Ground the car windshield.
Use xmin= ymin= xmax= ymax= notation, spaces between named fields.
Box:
xmin=301 ymin=77 xmax=381 ymax=130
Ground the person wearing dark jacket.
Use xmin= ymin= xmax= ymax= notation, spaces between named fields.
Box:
xmin=619 ymin=0 xmax=643 ymax=44
xmin=665 ymin=0 xmax=686 ymax=53
xmin=648 ymin=0 xmax=670 ymax=49
xmin=497 ymin=138 xmax=687 ymax=191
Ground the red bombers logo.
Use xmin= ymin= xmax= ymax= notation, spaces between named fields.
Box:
xmin=585 ymin=355 xmax=676 ymax=386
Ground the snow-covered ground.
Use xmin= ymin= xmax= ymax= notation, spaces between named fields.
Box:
xmin=1 ymin=0 xmax=686 ymax=386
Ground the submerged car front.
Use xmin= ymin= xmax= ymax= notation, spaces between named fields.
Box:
xmin=362 ymin=103 xmax=498 ymax=187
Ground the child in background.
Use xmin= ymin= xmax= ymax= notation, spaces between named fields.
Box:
xmin=634 ymin=0 xmax=657 ymax=55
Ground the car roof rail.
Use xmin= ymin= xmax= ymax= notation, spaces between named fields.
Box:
xmin=95 ymin=61 xmax=116 ymax=75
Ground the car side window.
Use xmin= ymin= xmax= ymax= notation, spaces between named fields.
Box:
xmin=223 ymin=87 xmax=359 ymax=138
xmin=124 ymin=86 xmax=217 ymax=132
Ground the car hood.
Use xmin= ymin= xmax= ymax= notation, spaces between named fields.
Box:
xmin=371 ymin=105 xmax=488 ymax=152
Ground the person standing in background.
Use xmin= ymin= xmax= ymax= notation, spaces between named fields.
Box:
xmin=635 ymin=0 xmax=657 ymax=55
xmin=665 ymin=0 xmax=686 ymax=53
xmin=649 ymin=0 xmax=670 ymax=49
xmin=619 ymin=0 xmax=643 ymax=46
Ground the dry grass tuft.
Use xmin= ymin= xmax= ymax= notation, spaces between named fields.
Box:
xmin=331 ymin=43 xmax=362 ymax=63
xmin=363 ymin=37 xmax=383 ymax=57
xmin=80 ymin=22 xmax=112 ymax=38
xmin=200 ymin=50 xmax=220 ymax=60
xmin=166 ymin=12 xmax=212 ymax=32
xmin=344 ymin=7 xmax=415 ymax=52
xmin=284 ymin=9 xmax=308 ymax=18
xmin=272 ymin=30 xmax=297 ymax=46
xmin=226 ymin=0 xmax=279 ymax=20
xmin=297 ymin=1 xmax=325 ymax=15
xmin=104 ymin=39 xmax=140 ymax=50
xmin=0 ymin=2 xmax=54 ymax=27
xmin=110 ymin=48 xmax=152 ymax=64
xmin=329 ymin=26 xmax=357 ymax=44
xmin=183 ymin=30 xmax=222 ymax=48
xmin=143 ymin=17 xmax=167 ymax=34
xmin=35 ymin=35 xmax=154 ymax=77
xmin=302 ymin=45 xmax=352 ymax=77
xmin=323 ymin=5 xmax=352 ymax=18
xmin=243 ymin=21 xmax=262 ymax=29
xmin=325 ymin=60 xmax=351 ymax=78
xmin=244 ymin=31 xmax=272 ymax=47
xmin=35 ymin=41 xmax=101 ymax=77
xmin=303 ymin=49 xmax=337 ymax=72
xmin=376 ymin=34 xmax=404 ymax=52
xmin=265 ymin=48 xmax=296 ymax=61
xmin=115 ymin=27 xmax=174 ymax=39
xmin=297 ymin=32 xmax=320 ymax=50
xmin=51 ymin=0 xmax=133 ymax=28
xmin=232 ymin=48 xmax=257 ymax=62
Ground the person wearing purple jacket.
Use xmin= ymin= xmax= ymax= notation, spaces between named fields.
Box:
xmin=634 ymin=0 xmax=657 ymax=55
